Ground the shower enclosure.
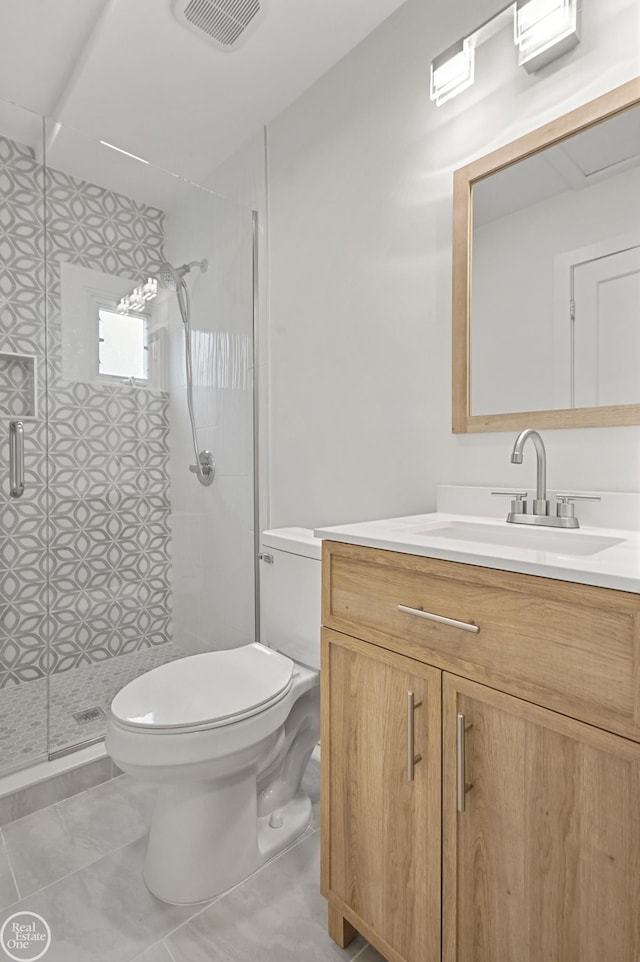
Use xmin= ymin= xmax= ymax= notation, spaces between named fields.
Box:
xmin=0 ymin=99 xmax=258 ymax=776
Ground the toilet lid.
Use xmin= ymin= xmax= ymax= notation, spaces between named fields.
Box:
xmin=110 ymin=643 xmax=294 ymax=731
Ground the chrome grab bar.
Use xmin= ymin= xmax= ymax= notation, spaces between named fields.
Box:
xmin=9 ymin=420 xmax=25 ymax=499
xmin=398 ymin=604 xmax=479 ymax=634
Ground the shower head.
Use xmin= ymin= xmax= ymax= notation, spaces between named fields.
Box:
xmin=158 ymin=258 xmax=208 ymax=291
xmin=158 ymin=262 xmax=181 ymax=291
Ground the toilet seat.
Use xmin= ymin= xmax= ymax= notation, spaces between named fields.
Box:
xmin=110 ymin=643 xmax=294 ymax=734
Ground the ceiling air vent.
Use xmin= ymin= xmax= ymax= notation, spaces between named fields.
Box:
xmin=172 ymin=0 xmax=265 ymax=50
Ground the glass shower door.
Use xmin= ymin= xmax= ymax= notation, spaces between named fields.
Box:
xmin=0 ymin=101 xmax=258 ymax=776
xmin=42 ymin=118 xmax=257 ymax=758
xmin=43 ymin=118 xmax=179 ymax=756
xmin=0 ymin=102 xmax=50 ymax=774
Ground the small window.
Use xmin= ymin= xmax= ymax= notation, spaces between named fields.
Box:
xmin=98 ymin=309 xmax=148 ymax=381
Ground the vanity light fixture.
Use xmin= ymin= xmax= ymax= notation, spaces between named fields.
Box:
xmin=430 ymin=0 xmax=581 ymax=105
xmin=514 ymin=0 xmax=580 ymax=72
xmin=430 ymin=38 xmax=475 ymax=106
xmin=116 ymin=277 xmax=158 ymax=315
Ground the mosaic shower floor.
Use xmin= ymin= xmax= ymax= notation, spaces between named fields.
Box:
xmin=0 ymin=642 xmax=185 ymax=774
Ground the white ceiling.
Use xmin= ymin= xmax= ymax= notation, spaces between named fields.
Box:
xmin=0 ymin=0 xmax=408 ymax=206
xmin=473 ymin=104 xmax=640 ymax=226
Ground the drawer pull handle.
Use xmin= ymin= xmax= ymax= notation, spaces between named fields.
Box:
xmin=398 ymin=604 xmax=479 ymax=634
xmin=456 ymin=713 xmax=473 ymax=812
xmin=407 ymin=690 xmax=423 ymax=782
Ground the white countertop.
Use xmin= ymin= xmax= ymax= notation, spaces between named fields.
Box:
xmin=314 ymin=512 xmax=640 ymax=594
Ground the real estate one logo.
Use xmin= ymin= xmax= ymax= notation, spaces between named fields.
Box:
xmin=0 ymin=912 xmax=51 ymax=961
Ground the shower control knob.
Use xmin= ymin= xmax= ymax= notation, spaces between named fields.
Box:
xmin=189 ymin=450 xmax=216 ymax=485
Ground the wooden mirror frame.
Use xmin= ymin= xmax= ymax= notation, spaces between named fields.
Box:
xmin=452 ymin=77 xmax=640 ymax=434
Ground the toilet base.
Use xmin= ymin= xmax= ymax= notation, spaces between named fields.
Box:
xmin=144 ymin=789 xmax=312 ymax=905
xmin=258 ymin=791 xmax=312 ymax=862
xmin=142 ymin=772 xmax=313 ymax=905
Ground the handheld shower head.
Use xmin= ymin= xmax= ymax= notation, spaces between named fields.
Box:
xmin=158 ymin=258 xmax=208 ymax=291
xmin=158 ymin=263 xmax=181 ymax=291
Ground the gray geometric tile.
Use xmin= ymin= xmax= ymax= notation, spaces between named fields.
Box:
xmin=0 ymin=131 xmax=176 ymax=756
xmin=0 ymin=353 xmax=35 ymax=417
xmin=0 ymin=570 xmax=48 ymax=603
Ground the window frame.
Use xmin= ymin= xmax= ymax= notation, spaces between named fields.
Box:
xmin=95 ymin=298 xmax=150 ymax=386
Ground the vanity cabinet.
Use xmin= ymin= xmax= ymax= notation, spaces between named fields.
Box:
xmin=320 ymin=540 xmax=640 ymax=962
xmin=443 ymin=675 xmax=640 ymax=962
xmin=321 ymin=628 xmax=441 ymax=962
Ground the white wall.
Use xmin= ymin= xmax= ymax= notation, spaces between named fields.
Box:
xmin=263 ymin=0 xmax=640 ymax=529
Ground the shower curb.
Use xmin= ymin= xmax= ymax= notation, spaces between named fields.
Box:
xmin=0 ymin=744 xmax=118 ymax=827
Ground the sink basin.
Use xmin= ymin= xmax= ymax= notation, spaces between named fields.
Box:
xmin=409 ymin=521 xmax=624 ymax=557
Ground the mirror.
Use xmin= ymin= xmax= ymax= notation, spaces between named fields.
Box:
xmin=452 ymin=77 xmax=640 ymax=433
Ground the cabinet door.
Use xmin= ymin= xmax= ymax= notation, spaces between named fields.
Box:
xmin=321 ymin=628 xmax=441 ymax=962
xmin=443 ymin=674 xmax=640 ymax=962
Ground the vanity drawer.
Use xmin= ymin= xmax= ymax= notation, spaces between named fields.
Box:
xmin=322 ymin=540 xmax=640 ymax=742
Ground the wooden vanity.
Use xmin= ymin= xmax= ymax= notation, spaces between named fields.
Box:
xmin=320 ymin=539 xmax=640 ymax=962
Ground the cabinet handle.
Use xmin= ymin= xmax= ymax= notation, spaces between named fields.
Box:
xmin=456 ymin=713 xmax=473 ymax=812
xmin=9 ymin=420 xmax=25 ymax=499
xmin=398 ymin=604 xmax=479 ymax=634
xmin=407 ymin=690 xmax=423 ymax=781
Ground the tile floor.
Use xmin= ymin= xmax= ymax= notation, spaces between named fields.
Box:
xmin=0 ymin=642 xmax=186 ymax=773
xmin=0 ymin=759 xmax=385 ymax=962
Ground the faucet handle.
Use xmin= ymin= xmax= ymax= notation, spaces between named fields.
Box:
xmin=555 ymin=493 xmax=601 ymax=519
xmin=491 ymin=491 xmax=528 ymax=515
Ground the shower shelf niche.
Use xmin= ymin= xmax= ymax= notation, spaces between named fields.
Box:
xmin=0 ymin=351 xmax=38 ymax=420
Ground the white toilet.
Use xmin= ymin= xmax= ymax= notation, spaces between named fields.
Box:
xmin=106 ymin=527 xmax=321 ymax=905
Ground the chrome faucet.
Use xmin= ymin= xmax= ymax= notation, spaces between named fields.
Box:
xmin=510 ymin=429 xmax=549 ymax=516
xmin=502 ymin=429 xmax=600 ymax=528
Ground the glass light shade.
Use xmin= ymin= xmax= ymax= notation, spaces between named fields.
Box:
xmin=430 ymin=38 xmax=475 ymax=106
xmin=514 ymin=0 xmax=580 ymax=71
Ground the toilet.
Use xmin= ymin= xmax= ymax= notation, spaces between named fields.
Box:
xmin=106 ymin=527 xmax=321 ymax=905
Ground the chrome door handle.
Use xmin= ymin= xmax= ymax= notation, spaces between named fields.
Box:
xmin=407 ymin=690 xmax=423 ymax=781
xmin=398 ymin=604 xmax=479 ymax=634
xmin=9 ymin=420 xmax=25 ymax=499
xmin=456 ymin=713 xmax=473 ymax=812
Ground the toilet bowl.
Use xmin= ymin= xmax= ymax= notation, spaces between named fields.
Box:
xmin=106 ymin=527 xmax=322 ymax=905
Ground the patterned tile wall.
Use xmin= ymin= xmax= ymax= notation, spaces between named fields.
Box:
xmin=0 ymin=132 xmax=173 ymax=689
xmin=0 ymin=354 xmax=35 ymax=417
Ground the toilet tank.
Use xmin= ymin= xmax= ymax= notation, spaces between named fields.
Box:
xmin=260 ymin=527 xmax=322 ymax=671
